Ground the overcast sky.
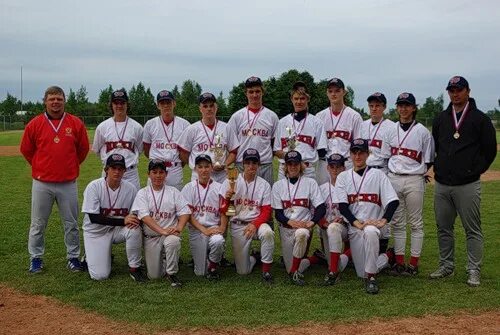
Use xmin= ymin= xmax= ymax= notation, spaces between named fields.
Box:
xmin=1 ymin=0 xmax=499 ymax=112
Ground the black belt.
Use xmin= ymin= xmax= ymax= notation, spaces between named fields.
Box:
xmin=127 ymin=165 xmax=136 ymax=170
xmin=232 ymin=220 xmax=251 ymax=225
xmin=143 ymin=233 xmax=161 ymax=239
xmin=369 ymin=166 xmax=384 ymax=169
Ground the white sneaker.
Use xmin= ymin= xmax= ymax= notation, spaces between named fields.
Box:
xmin=466 ymin=270 xmax=480 ymax=287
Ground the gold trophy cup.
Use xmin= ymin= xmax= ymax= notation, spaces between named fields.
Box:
xmin=225 ymin=163 xmax=238 ymax=217
xmin=213 ymin=134 xmax=225 ymax=169
xmin=285 ymin=126 xmax=297 ymax=151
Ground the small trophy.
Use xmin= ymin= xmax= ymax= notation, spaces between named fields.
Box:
xmin=226 ymin=163 xmax=239 ymax=217
xmin=285 ymin=126 xmax=297 ymax=151
xmin=213 ymin=134 xmax=225 ymax=168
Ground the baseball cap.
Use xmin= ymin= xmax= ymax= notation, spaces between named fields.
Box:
xmin=245 ymin=76 xmax=263 ymax=88
xmin=106 ymin=154 xmax=126 ymax=168
xmin=242 ymin=148 xmax=260 ymax=162
xmin=396 ymin=92 xmax=416 ymax=105
xmin=148 ymin=159 xmax=167 ymax=172
xmin=327 ymin=78 xmax=345 ymax=89
xmin=198 ymin=92 xmax=216 ymax=104
xmin=284 ymin=150 xmax=302 ymax=163
xmin=292 ymin=81 xmax=308 ymax=91
xmin=446 ymin=76 xmax=469 ymax=90
xmin=367 ymin=92 xmax=387 ymax=104
xmin=111 ymin=88 xmax=128 ymax=102
xmin=350 ymin=139 xmax=369 ymax=152
xmin=195 ymin=154 xmax=212 ymax=165
xmin=157 ymin=90 xmax=175 ymax=102
xmin=327 ymin=153 xmax=346 ymax=166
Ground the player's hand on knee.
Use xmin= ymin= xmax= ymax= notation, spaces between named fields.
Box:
xmin=333 ymin=217 xmax=344 ymax=224
xmin=125 ymin=214 xmax=140 ymax=229
xmin=304 ymin=220 xmax=315 ymax=229
xmin=244 ymin=224 xmax=256 ymax=239
xmin=375 ymin=218 xmax=388 ymax=228
xmin=287 ymin=220 xmax=302 ymax=229
xmin=353 ymin=219 xmax=365 ymax=230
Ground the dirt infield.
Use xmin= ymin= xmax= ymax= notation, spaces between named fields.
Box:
xmin=0 ymin=285 xmax=498 ymax=335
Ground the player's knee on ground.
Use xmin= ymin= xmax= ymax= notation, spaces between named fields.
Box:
xmin=89 ymin=267 xmax=111 ymax=281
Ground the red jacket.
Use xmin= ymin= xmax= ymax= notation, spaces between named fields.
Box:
xmin=20 ymin=113 xmax=89 ymax=182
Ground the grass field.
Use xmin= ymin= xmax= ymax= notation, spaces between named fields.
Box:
xmin=0 ymin=130 xmax=499 ymax=330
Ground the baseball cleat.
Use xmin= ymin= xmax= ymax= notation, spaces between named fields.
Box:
xmin=29 ymin=258 xmax=43 ymax=274
xmin=290 ymin=271 xmax=306 ymax=286
xmin=312 ymin=248 xmax=328 ymax=266
xmin=186 ymin=258 xmax=194 ymax=268
xmin=405 ymin=264 xmax=419 ymax=276
xmin=322 ymin=271 xmax=340 ymax=286
xmin=206 ymin=268 xmax=220 ymax=281
xmin=466 ymin=270 xmax=480 ymax=287
xmin=129 ymin=267 xmax=148 ymax=283
xmin=389 ymin=263 xmax=408 ymax=277
xmin=365 ymin=277 xmax=379 ymax=294
xmin=429 ymin=267 xmax=454 ymax=279
xmin=262 ymin=272 xmax=274 ymax=285
xmin=219 ymin=257 xmax=234 ymax=268
xmin=166 ymin=274 xmax=182 ymax=288
xmin=250 ymin=250 xmax=262 ymax=265
xmin=67 ymin=258 xmax=84 ymax=272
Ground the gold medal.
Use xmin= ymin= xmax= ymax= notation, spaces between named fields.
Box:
xmin=199 ymin=212 xmax=204 ymax=217
xmin=54 ymin=136 xmax=60 ymax=143
xmin=248 ymin=206 xmax=254 ymax=211
xmin=247 ymin=131 xmax=253 ymax=137
xmin=116 ymin=142 xmax=123 ymax=148
xmin=453 ymin=132 xmax=460 ymax=139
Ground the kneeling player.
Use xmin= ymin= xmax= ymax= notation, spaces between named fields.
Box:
xmin=336 ymin=139 xmax=399 ymax=294
xmin=82 ymin=154 xmax=146 ymax=282
xmin=181 ymin=154 xmax=225 ymax=280
xmin=131 ymin=160 xmax=190 ymax=287
xmin=220 ymin=149 xmax=274 ymax=284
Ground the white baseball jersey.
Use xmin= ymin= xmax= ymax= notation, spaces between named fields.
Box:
xmin=177 ymin=120 xmax=239 ymax=181
xmin=320 ymin=182 xmax=344 ymax=223
xmin=360 ymin=118 xmax=395 ymax=168
xmin=316 ymin=106 xmax=362 ymax=158
xmin=143 ymin=115 xmax=190 ymax=163
xmin=219 ymin=174 xmax=271 ymax=223
xmin=273 ymin=113 xmax=327 ymax=164
xmin=181 ymin=179 xmax=221 ymax=227
xmin=271 ymin=176 xmax=324 ymax=222
xmin=385 ymin=122 xmax=434 ymax=175
xmin=227 ymin=106 xmax=279 ymax=164
xmin=131 ymin=185 xmax=191 ymax=236
xmin=335 ymin=168 xmax=398 ymax=225
xmin=93 ymin=117 xmax=143 ymax=168
xmin=82 ymin=177 xmax=138 ymax=234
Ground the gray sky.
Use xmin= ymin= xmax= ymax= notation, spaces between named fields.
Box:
xmin=1 ymin=0 xmax=499 ymax=112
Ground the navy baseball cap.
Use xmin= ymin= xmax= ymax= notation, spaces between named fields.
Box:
xmin=111 ymin=88 xmax=128 ymax=102
xmin=327 ymin=153 xmax=346 ymax=166
xmin=157 ymin=90 xmax=175 ymax=102
xmin=350 ymin=139 xmax=369 ymax=152
xmin=148 ymin=159 xmax=167 ymax=172
xmin=198 ymin=92 xmax=216 ymax=104
xmin=106 ymin=154 xmax=126 ymax=168
xmin=327 ymin=77 xmax=345 ymax=89
xmin=245 ymin=76 xmax=263 ymax=88
xmin=243 ymin=148 xmax=260 ymax=162
xmin=195 ymin=154 xmax=212 ymax=165
xmin=446 ymin=76 xmax=469 ymax=90
xmin=284 ymin=150 xmax=302 ymax=163
xmin=292 ymin=81 xmax=308 ymax=91
xmin=396 ymin=92 xmax=416 ymax=105
xmin=367 ymin=92 xmax=387 ymax=104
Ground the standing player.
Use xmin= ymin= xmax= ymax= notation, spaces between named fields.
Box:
xmin=219 ymin=149 xmax=274 ymax=284
xmin=131 ymin=160 xmax=191 ymax=287
xmin=181 ymin=154 xmax=225 ymax=280
xmin=20 ymin=85 xmax=89 ymax=273
xmin=82 ymin=154 xmax=146 ymax=282
xmin=93 ymin=88 xmax=143 ymax=190
xmin=271 ymin=150 xmax=326 ymax=286
xmin=143 ymin=90 xmax=190 ymax=190
xmin=227 ymin=76 xmax=279 ymax=185
xmin=274 ymin=82 xmax=328 ymax=180
xmin=385 ymin=93 xmax=434 ymax=276
xmin=316 ymin=78 xmax=362 ymax=184
xmin=178 ymin=92 xmax=239 ymax=183
xmin=336 ymin=139 xmax=399 ymax=294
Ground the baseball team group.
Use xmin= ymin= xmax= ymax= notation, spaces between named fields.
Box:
xmin=20 ymin=75 xmax=497 ymax=294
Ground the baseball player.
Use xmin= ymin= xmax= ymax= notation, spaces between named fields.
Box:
xmin=227 ymin=76 xmax=279 ymax=185
xmin=271 ymin=150 xmax=326 ymax=286
xmin=273 ymin=82 xmax=328 ymax=180
xmin=93 ymin=88 xmax=143 ymax=190
xmin=178 ymin=92 xmax=239 ymax=183
xmin=316 ymin=78 xmax=363 ymax=184
xmin=181 ymin=154 xmax=225 ymax=280
xmin=143 ymin=90 xmax=190 ymax=190
xmin=20 ymin=85 xmax=89 ymax=273
xmin=336 ymin=139 xmax=399 ymax=294
xmin=219 ymin=149 xmax=274 ymax=284
xmin=131 ymin=160 xmax=191 ymax=287
xmin=82 ymin=154 xmax=146 ymax=282
xmin=385 ymin=93 xmax=434 ymax=276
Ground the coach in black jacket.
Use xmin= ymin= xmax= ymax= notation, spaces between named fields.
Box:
xmin=430 ymin=76 xmax=497 ymax=287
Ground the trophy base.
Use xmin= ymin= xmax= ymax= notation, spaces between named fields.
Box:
xmin=226 ymin=205 xmax=236 ymax=217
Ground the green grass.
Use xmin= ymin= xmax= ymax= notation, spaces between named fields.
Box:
xmin=0 ymin=131 xmax=499 ymax=331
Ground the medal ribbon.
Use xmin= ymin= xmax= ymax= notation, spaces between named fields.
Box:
xmin=44 ymin=112 xmax=67 ymax=135
xmin=329 ymin=105 xmax=346 ymax=133
xmin=105 ymin=181 xmax=122 ymax=212
xmin=196 ymin=180 xmax=211 ymax=215
xmin=369 ymin=119 xmax=385 ymax=144
xmin=452 ymin=101 xmax=470 ymax=134
xmin=291 ymin=113 xmax=307 ymax=137
xmin=149 ymin=185 xmax=165 ymax=218
xmin=201 ymin=119 xmax=218 ymax=147
xmin=114 ymin=116 xmax=129 ymax=142
xmin=396 ymin=120 xmax=416 ymax=152
xmin=160 ymin=116 xmax=175 ymax=144
xmin=287 ymin=177 xmax=302 ymax=208
xmin=246 ymin=106 xmax=263 ymax=134
xmin=351 ymin=168 xmax=368 ymax=202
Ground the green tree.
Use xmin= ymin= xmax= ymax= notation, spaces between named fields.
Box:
xmin=176 ymin=80 xmax=202 ymax=119
xmin=66 ymin=89 xmax=77 ymax=114
xmin=96 ymin=85 xmax=114 ymax=116
xmin=216 ymin=91 xmax=229 ymax=120
xmin=128 ymin=82 xmax=156 ymax=116
xmin=0 ymin=93 xmax=21 ymax=116
xmin=417 ymin=94 xmax=444 ymax=127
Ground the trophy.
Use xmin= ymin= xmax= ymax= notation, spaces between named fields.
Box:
xmin=285 ymin=126 xmax=297 ymax=151
xmin=212 ymin=134 xmax=225 ymax=168
xmin=225 ymin=163 xmax=239 ymax=217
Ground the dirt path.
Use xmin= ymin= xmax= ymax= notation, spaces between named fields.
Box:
xmin=0 ymin=285 xmax=499 ymax=335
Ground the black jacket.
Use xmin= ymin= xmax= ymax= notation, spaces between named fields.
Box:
xmin=432 ymin=98 xmax=497 ymax=186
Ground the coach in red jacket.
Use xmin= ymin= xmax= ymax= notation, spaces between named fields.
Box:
xmin=20 ymin=86 xmax=89 ymax=274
